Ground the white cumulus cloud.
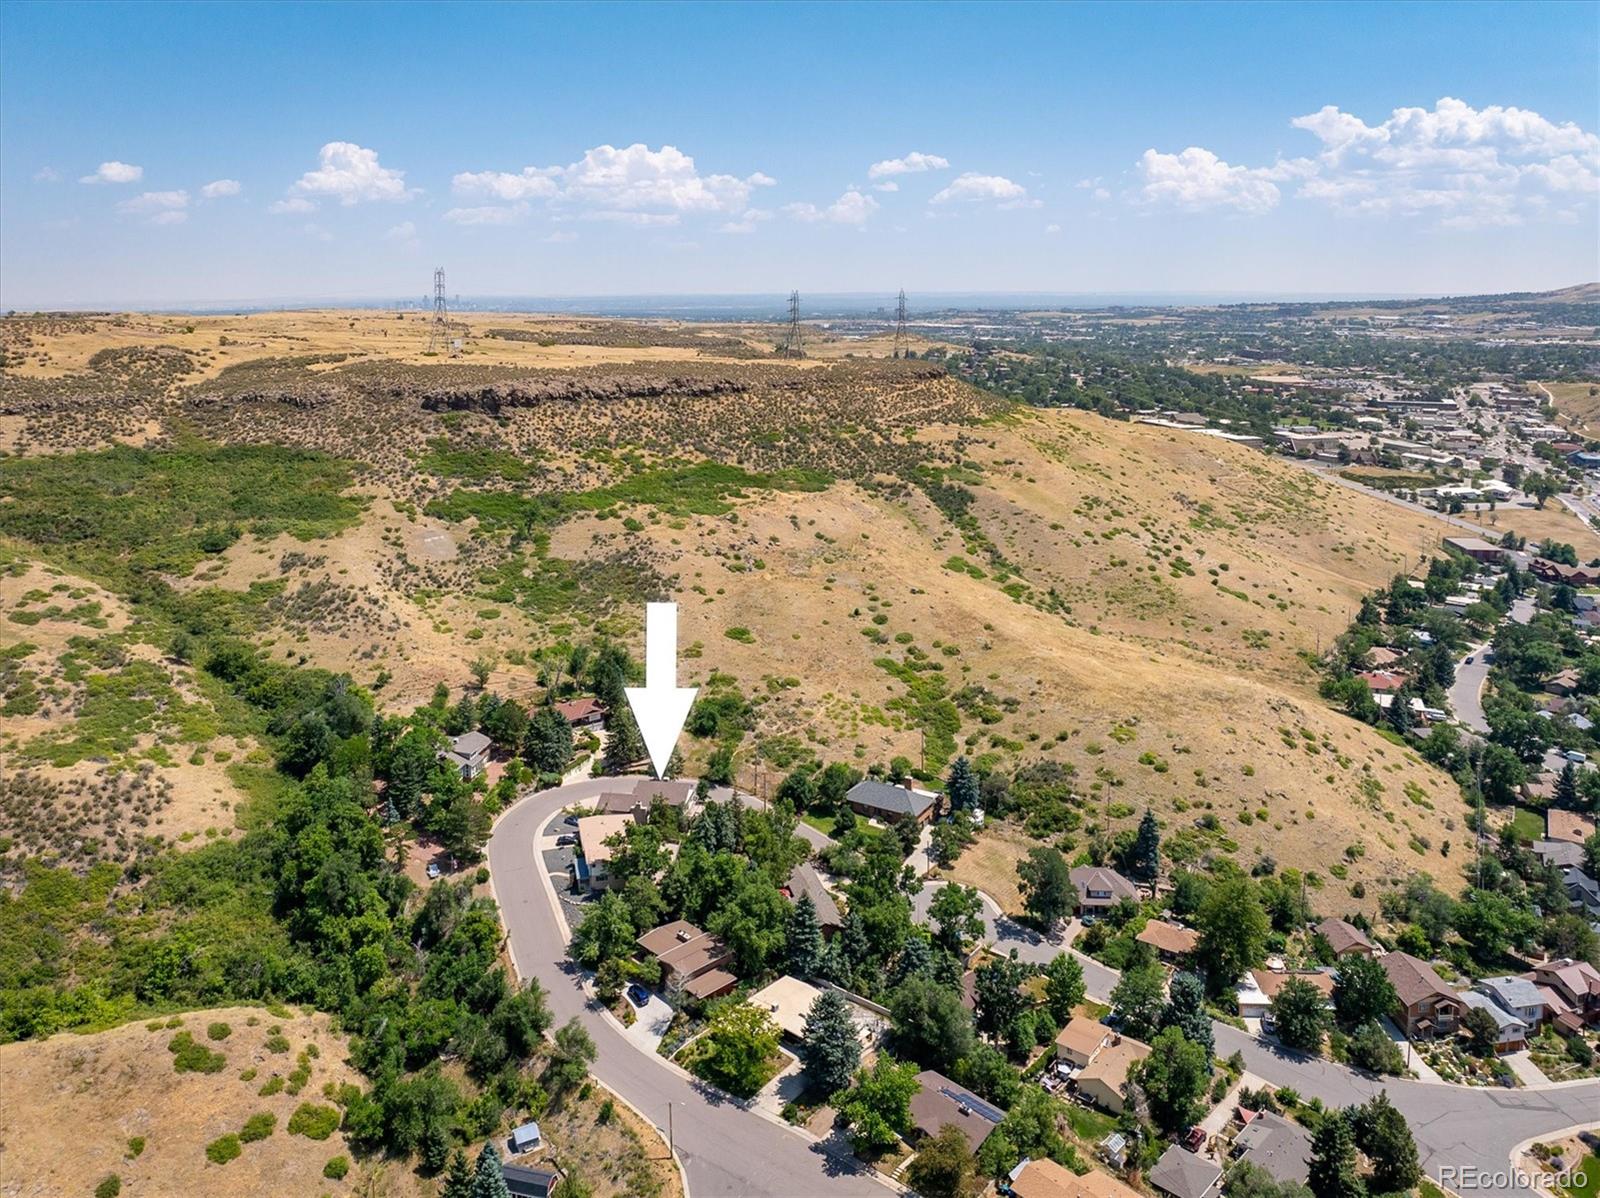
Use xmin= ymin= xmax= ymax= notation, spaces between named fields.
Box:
xmin=930 ymin=173 xmax=1030 ymax=206
xmin=783 ymin=189 xmax=878 ymax=225
xmin=1136 ymin=147 xmax=1285 ymax=215
xmin=453 ymin=144 xmax=773 ymax=222
xmin=80 ymin=161 xmax=143 ymax=185
xmin=289 ymin=142 xmax=414 ymax=205
xmin=268 ymin=197 xmax=317 ymax=215
xmin=720 ymin=208 xmax=774 ymax=234
xmin=868 ymin=151 xmax=950 ymax=180
xmin=117 ymin=189 xmax=190 ymax=224
xmin=443 ymin=203 xmax=530 ymax=226
xmin=200 ymin=179 xmax=242 ymax=199
xmin=1136 ymin=97 xmax=1598 ymax=230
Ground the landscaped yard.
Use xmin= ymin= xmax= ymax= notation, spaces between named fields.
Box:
xmin=802 ymin=812 xmax=838 ymax=837
xmin=1506 ymin=806 xmax=1545 ymax=843
xmin=1561 ymin=1154 xmax=1600 ymax=1198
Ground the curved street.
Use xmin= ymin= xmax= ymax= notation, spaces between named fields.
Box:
xmin=490 ymin=779 xmax=1599 ymax=1198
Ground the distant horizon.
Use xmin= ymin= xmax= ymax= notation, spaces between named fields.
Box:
xmin=10 ymin=282 xmax=1593 ymax=319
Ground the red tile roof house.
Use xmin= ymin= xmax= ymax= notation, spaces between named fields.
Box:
xmin=1354 ymin=670 xmax=1408 ymax=694
xmin=553 ymin=697 xmax=607 ymax=728
xmin=1380 ymin=952 xmax=1463 ymax=1039
xmin=1532 ymin=958 xmax=1600 ymax=1026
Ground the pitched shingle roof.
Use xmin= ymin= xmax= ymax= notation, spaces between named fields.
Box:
xmin=1381 ymin=952 xmax=1456 ymax=1009
xmin=1316 ymin=917 xmax=1375 ymax=955
xmin=846 ymin=779 xmax=937 ymax=818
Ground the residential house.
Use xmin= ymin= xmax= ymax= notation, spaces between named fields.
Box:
xmin=1136 ymin=919 xmax=1200 ymax=963
xmin=636 ymin=920 xmax=736 ymax=997
xmin=574 ymin=814 xmax=634 ymax=891
xmin=1456 ymin=991 xmax=1529 ymax=1053
xmin=746 ymin=975 xmax=825 ymax=1040
xmin=1475 ymin=975 xmax=1548 ymax=1029
xmin=441 ymin=730 xmax=492 ymax=780
xmin=1231 ymin=1110 xmax=1312 ymax=1186
xmin=1532 ymin=959 xmax=1600 ymax=1025
xmin=1237 ymin=970 xmax=1335 ymax=1021
xmin=1149 ymin=1144 xmax=1223 ymax=1198
xmin=1070 ymin=866 xmax=1138 ymax=917
xmin=502 ymin=1164 xmax=562 ymax=1198
xmin=1544 ymin=668 xmax=1582 ymax=697
xmin=1380 ymin=952 xmax=1464 ymax=1038
xmin=782 ymin=861 xmax=844 ymax=936
xmin=1074 ymin=1035 xmax=1150 ymax=1114
xmin=1355 ymin=670 xmax=1407 ymax=694
xmin=553 ymin=697 xmax=607 ymax=729
xmin=908 ymin=1070 xmax=1003 ymax=1154
xmin=1533 ymin=839 xmax=1586 ymax=871
xmin=1010 ymin=1157 xmax=1141 ymax=1198
xmin=1054 ymin=1016 xmax=1112 ymax=1070
xmin=1565 ymin=867 xmax=1600 ymax=919
xmin=1316 ymin=917 xmax=1378 ymax=959
xmin=844 ymin=778 xmax=939 ymax=825
xmin=1547 ymin=810 xmax=1598 ymax=845
xmin=1533 ymin=559 xmax=1600 ymax=587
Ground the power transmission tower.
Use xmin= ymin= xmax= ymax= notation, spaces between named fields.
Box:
xmin=780 ymin=290 xmax=803 ymax=359
xmin=893 ymin=288 xmax=908 ymax=359
xmin=425 ymin=268 xmax=449 ymax=354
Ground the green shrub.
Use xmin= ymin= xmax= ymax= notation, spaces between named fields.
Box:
xmin=258 ymin=1075 xmax=285 ymax=1096
xmin=287 ymin=1102 xmax=341 ymax=1141
xmin=323 ymin=1156 xmax=350 ymax=1180
xmin=124 ymin=1137 xmax=145 ymax=1159
xmin=205 ymin=1134 xmax=242 ymax=1165
xmin=167 ymin=1031 xmax=226 ymax=1074
xmin=206 ymin=1021 xmax=232 ymax=1041
xmin=95 ymin=1176 xmax=122 ymax=1198
xmin=239 ymin=1112 xmax=276 ymax=1143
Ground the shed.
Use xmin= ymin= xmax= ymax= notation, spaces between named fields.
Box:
xmin=509 ymin=1121 xmax=543 ymax=1154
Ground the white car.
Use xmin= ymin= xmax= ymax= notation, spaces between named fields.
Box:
xmin=1564 ymin=750 xmax=1588 ymax=764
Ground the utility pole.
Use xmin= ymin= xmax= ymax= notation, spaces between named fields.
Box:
xmin=780 ymin=290 xmax=803 ymax=359
xmin=667 ymin=1102 xmax=674 ymax=1161
xmin=893 ymin=288 xmax=908 ymax=359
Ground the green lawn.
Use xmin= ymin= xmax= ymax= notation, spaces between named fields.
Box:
xmin=1065 ymin=1104 xmax=1117 ymax=1142
xmin=802 ymin=813 xmax=838 ymax=837
xmin=1508 ymin=806 xmax=1545 ymax=844
xmin=1561 ymin=1154 xmax=1600 ymax=1198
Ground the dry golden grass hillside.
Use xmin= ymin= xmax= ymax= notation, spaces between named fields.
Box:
xmin=0 ymin=310 xmax=1481 ymax=907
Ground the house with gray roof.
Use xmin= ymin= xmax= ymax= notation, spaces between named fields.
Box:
xmin=783 ymin=861 xmax=843 ymax=934
xmin=1070 ymin=866 xmax=1137 ymax=916
xmin=441 ymin=729 xmax=492 ymax=780
xmin=845 ymin=778 xmax=939 ymax=825
xmin=1457 ymin=991 xmax=1529 ymax=1052
xmin=1231 ymin=1110 xmax=1311 ymax=1185
xmin=1475 ymin=975 xmax=1548 ymax=1028
xmin=1150 ymin=1143 xmax=1222 ymax=1198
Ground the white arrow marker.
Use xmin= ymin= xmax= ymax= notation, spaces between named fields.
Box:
xmin=624 ymin=602 xmax=699 ymax=779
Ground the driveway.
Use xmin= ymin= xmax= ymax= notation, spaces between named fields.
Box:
xmin=488 ymin=777 xmax=889 ymax=1198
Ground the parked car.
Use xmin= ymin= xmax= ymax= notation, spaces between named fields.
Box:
xmin=626 ymin=983 xmax=651 ymax=1007
xmin=1465 ymin=655 xmax=1475 ymax=664
xmin=563 ymin=813 xmax=580 ymax=827
xmin=555 ymin=833 xmax=577 ymax=847
xmin=1260 ymin=1013 xmax=1277 ymax=1038
xmin=1181 ymin=1127 xmax=1206 ymax=1154
xmin=426 ymin=862 xmax=442 ymax=879
xmin=1565 ymin=749 xmax=1588 ymax=763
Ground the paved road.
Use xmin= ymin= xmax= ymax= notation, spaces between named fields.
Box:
xmin=1448 ymin=596 xmax=1535 ymax=734
xmin=488 ymin=778 xmax=887 ymax=1198
xmin=913 ymin=883 xmax=1600 ymax=1197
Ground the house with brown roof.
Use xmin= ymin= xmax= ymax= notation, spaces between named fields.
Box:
xmin=1316 ymin=917 xmax=1377 ymax=959
xmin=1365 ymin=646 xmax=1406 ymax=669
xmin=1011 ymin=1158 xmax=1141 ymax=1198
xmin=1070 ymin=866 xmax=1137 ymax=917
xmin=1237 ymin=969 xmax=1335 ymax=1020
xmin=1074 ymin=1034 xmax=1150 ymax=1114
xmin=1136 ymin=919 xmax=1200 ymax=963
xmin=1054 ymin=1016 xmax=1112 ymax=1069
xmin=1531 ymin=958 xmax=1600 ymax=1025
xmin=1544 ymin=668 xmax=1582 ymax=697
xmin=1381 ymin=952 xmax=1463 ymax=1038
xmin=1533 ymin=559 xmax=1600 ymax=587
xmin=574 ymin=813 xmax=634 ymax=891
xmin=636 ymin=920 xmax=735 ymax=995
xmin=908 ymin=1070 xmax=1003 ymax=1154
xmin=553 ymin=697 xmax=607 ymax=728
xmin=782 ymin=862 xmax=843 ymax=936
xmin=1354 ymin=670 xmax=1408 ymax=694
xmin=1547 ymin=810 xmax=1599 ymax=845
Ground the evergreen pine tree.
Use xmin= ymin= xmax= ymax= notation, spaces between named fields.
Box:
xmin=946 ymin=756 xmax=979 ymax=813
xmin=797 ymin=988 xmax=862 ymax=1095
xmin=1385 ymin=687 xmax=1414 ymax=735
xmin=440 ymin=1150 xmax=473 ymax=1198
xmin=1160 ymin=970 xmax=1214 ymax=1061
xmin=785 ymin=892 xmax=824 ymax=979
xmin=1307 ymin=1114 xmax=1367 ymax=1198
xmin=1131 ymin=809 xmax=1161 ymax=882
xmin=1556 ymin=761 xmax=1579 ymax=809
xmin=470 ymin=1143 xmax=512 ymax=1198
xmin=1350 ymin=1091 xmax=1421 ymax=1192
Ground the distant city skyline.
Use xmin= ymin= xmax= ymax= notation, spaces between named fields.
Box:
xmin=2 ymin=1 xmax=1595 ymax=308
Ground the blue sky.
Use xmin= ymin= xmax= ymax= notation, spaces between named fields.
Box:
xmin=2 ymin=1 xmax=1596 ymax=307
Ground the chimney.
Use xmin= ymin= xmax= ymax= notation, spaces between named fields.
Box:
xmin=901 ymin=778 xmax=914 ymax=791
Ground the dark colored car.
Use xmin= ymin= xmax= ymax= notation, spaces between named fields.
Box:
xmin=626 ymin=983 xmax=651 ymax=1007
xmin=555 ymin=833 xmax=577 ymax=847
